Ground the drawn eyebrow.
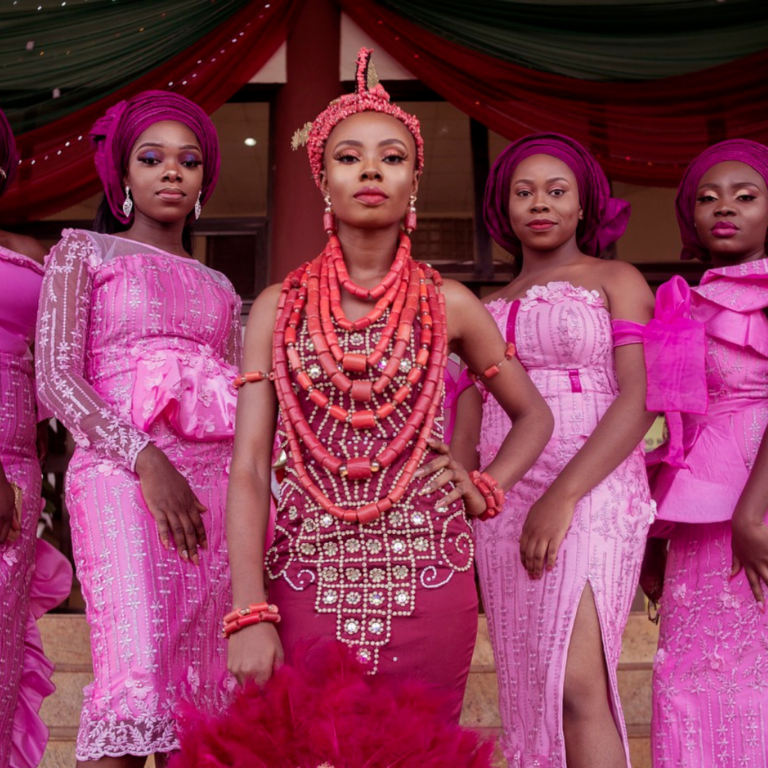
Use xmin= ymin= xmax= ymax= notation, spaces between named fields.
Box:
xmin=698 ymin=181 xmax=761 ymax=190
xmin=135 ymin=142 xmax=201 ymax=152
xmin=332 ymin=139 xmax=409 ymax=150
xmin=514 ymin=177 xmax=571 ymax=185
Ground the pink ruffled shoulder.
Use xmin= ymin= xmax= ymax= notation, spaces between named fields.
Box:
xmin=0 ymin=244 xmax=44 ymax=277
xmin=694 ymin=257 xmax=768 ymax=358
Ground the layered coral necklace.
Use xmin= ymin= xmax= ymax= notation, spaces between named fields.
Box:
xmin=273 ymin=233 xmax=447 ymax=525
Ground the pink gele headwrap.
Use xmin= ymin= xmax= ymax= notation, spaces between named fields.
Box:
xmin=484 ymin=132 xmax=630 ymax=258
xmin=90 ymin=90 xmax=220 ymax=225
xmin=293 ymin=48 xmax=424 ymax=188
xmin=675 ymin=139 xmax=768 ymax=261
xmin=0 ymin=108 xmax=19 ymax=197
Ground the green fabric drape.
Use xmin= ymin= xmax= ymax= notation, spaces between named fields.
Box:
xmin=378 ymin=0 xmax=768 ymax=80
xmin=0 ymin=0 xmax=253 ymax=132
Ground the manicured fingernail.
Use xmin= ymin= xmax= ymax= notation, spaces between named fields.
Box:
xmin=181 ymin=549 xmax=189 ymax=561
xmin=758 ymin=601 xmax=765 ymax=614
xmin=161 ymin=538 xmax=169 ymax=551
xmin=191 ymin=552 xmax=199 ymax=566
xmin=201 ymin=539 xmax=208 ymax=550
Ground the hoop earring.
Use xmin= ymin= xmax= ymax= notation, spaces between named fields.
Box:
xmin=122 ymin=186 xmax=133 ymax=218
xmin=404 ymin=195 xmax=417 ymax=233
xmin=323 ymin=194 xmax=336 ymax=235
xmin=194 ymin=191 xmax=202 ymax=220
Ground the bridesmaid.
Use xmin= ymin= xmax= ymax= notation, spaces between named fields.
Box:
xmin=450 ymin=134 xmax=655 ymax=767
xmin=645 ymin=140 xmax=768 ymax=766
xmin=0 ymin=107 xmax=72 ymax=768
xmin=36 ymin=91 xmax=241 ymax=766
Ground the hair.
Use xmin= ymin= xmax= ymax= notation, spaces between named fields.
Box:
xmin=93 ymin=194 xmax=195 ymax=255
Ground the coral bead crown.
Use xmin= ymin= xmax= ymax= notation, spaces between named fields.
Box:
xmin=292 ymin=47 xmax=425 ymax=188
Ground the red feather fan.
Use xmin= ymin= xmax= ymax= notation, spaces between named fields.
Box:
xmin=171 ymin=640 xmax=494 ymax=768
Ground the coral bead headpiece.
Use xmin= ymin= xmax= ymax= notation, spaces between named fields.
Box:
xmin=292 ymin=48 xmax=424 ymax=188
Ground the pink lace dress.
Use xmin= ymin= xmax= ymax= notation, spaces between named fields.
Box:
xmin=650 ymin=261 xmax=768 ymax=766
xmin=36 ymin=230 xmax=241 ymax=760
xmin=266 ymin=307 xmax=477 ymax=724
xmin=474 ymin=283 xmax=653 ymax=767
xmin=0 ymin=245 xmax=73 ymax=768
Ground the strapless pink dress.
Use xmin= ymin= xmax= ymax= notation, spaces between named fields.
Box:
xmin=474 ymin=283 xmax=653 ymax=767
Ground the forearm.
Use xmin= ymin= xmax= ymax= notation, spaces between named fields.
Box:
xmin=733 ymin=430 xmax=768 ymax=526
xmin=485 ymin=407 xmax=553 ymax=491
xmin=547 ymin=392 xmax=655 ymax=504
xmin=449 ymin=388 xmax=482 ymax=473
xmin=227 ymin=465 xmax=272 ymax=606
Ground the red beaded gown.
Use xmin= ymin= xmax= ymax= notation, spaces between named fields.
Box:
xmin=266 ymin=285 xmax=477 ymax=722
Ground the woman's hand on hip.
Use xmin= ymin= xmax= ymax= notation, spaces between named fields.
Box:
xmin=731 ymin=515 xmax=768 ymax=611
xmin=415 ymin=438 xmax=487 ymax=517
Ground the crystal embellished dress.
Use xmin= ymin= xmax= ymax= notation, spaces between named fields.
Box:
xmin=266 ymin=304 xmax=477 ymax=724
xmin=650 ymin=261 xmax=768 ymax=767
xmin=0 ymin=245 xmax=72 ymax=767
xmin=36 ymin=230 xmax=241 ymax=760
xmin=474 ymin=283 xmax=653 ymax=767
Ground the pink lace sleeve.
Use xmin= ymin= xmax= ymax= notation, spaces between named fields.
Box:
xmin=35 ymin=230 xmax=150 ymax=471
xmin=225 ymin=294 xmax=243 ymax=368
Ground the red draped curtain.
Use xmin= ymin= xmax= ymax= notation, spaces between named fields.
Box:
xmin=338 ymin=0 xmax=768 ymax=186
xmin=0 ymin=0 xmax=302 ymax=223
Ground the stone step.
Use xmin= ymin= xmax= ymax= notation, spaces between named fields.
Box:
xmin=40 ymin=612 xmax=659 ymax=765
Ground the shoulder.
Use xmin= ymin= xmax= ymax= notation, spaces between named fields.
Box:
xmin=0 ymin=232 xmax=47 ymax=264
xmin=594 ymin=259 xmax=654 ymax=319
xmin=594 ymin=258 xmax=647 ymax=286
xmin=246 ymin=282 xmax=283 ymax=327
xmin=441 ymin=277 xmax=478 ymax=308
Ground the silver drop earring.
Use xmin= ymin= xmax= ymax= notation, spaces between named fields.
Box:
xmin=122 ymin=186 xmax=133 ymax=218
xmin=194 ymin=191 xmax=202 ymax=220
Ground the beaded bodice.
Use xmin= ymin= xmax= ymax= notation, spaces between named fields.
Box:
xmin=267 ymin=306 xmax=474 ymax=671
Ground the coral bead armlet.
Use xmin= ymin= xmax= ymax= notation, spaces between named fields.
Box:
xmin=468 ymin=342 xmax=516 ymax=382
xmin=470 ymin=470 xmax=505 ymax=521
xmin=222 ymin=603 xmax=281 ymax=637
xmin=234 ymin=370 xmax=275 ymax=388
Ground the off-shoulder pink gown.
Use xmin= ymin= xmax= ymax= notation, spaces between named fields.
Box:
xmin=474 ymin=283 xmax=653 ymax=767
xmin=0 ymin=245 xmax=72 ymax=767
xmin=36 ymin=230 xmax=241 ymax=760
xmin=650 ymin=261 xmax=768 ymax=766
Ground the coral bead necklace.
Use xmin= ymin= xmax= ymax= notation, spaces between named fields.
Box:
xmin=273 ymin=233 xmax=448 ymax=524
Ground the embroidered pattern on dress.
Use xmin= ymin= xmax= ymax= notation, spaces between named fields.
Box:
xmin=267 ymin=311 xmax=473 ymax=673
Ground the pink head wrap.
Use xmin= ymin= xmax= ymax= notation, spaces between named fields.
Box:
xmin=675 ymin=139 xmax=768 ymax=261
xmin=0 ymin=108 xmax=19 ymax=197
xmin=484 ymin=132 xmax=630 ymax=258
xmin=294 ymin=48 xmax=424 ymax=188
xmin=90 ymin=90 xmax=220 ymax=225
